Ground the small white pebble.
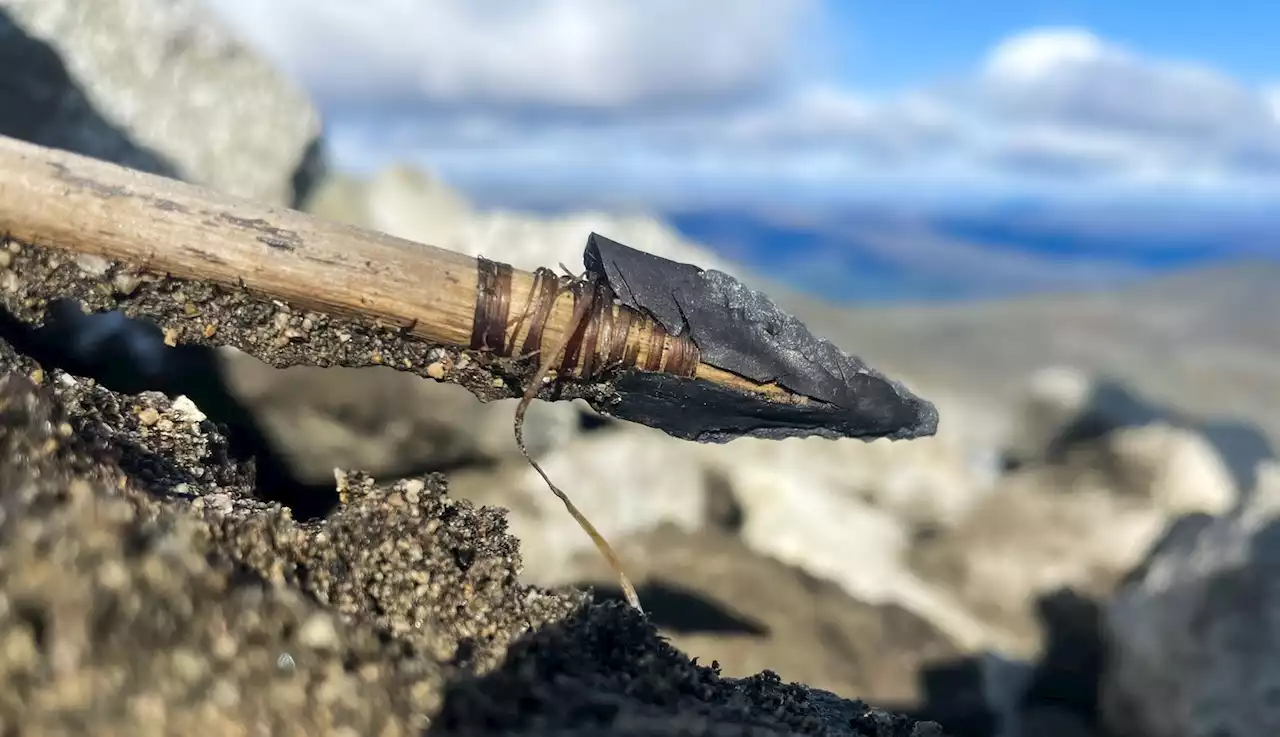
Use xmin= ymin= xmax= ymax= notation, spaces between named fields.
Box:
xmin=211 ymin=680 xmax=240 ymax=708
xmin=75 ymin=253 xmax=112 ymax=276
xmin=170 ymin=395 xmax=207 ymax=423
xmin=402 ymin=479 xmax=425 ymax=504
xmin=297 ymin=613 xmax=338 ymax=649
xmin=112 ymin=272 xmax=140 ymax=296
xmin=98 ymin=560 xmax=129 ymax=591
xmin=205 ymin=494 xmax=234 ymax=514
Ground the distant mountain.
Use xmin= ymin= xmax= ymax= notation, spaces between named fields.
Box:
xmin=667 ymin=204 xmax=1280 ymax=305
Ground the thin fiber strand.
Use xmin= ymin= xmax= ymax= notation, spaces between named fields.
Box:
xmin=512 ymin=272 xmax=643 ymax=613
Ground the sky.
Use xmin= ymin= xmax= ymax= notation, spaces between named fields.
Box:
xmin=201 ymin=0 xmax=1280 ymax=215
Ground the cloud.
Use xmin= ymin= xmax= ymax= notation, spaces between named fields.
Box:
xmin=201 ymin=1 xmax=1280 ymax=207
xmin=202 ymin=0 xmax=819 ymax=110
xmin=981 ymin=29 xmax=1273 ymax=141
xmin=976 ymin=28 xmax=1280 ymax=183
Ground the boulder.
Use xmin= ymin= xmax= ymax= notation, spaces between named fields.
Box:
xmin=1001 ymin=366 xmax=1157 ymax=468
xmin=447 ymin=421 xmax=1005 ymax=654
xmin=564 ymin=524 xmax=966 ymax=707
xmin=1100 ymin=462 xmax=1280 ymax=737
xmin=1005 ymin=367 xmax=1237 ymax=515
xmin=1004 ymin=365 xmax=1271 ymax=495
xmin=0 ymin=0 xmax=324 ymax=207
xmin=911 ymin=370 xmax=1238 ymax=652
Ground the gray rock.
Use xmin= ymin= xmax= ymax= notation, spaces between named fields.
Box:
xmin=562 ymin=524 xmax=967 ymax=707
xmin=447 ymin=420 xmax=1004 ymax=655
xmin=0 ymin=0 xmax=324 ymax=207
xmin=910 ymin=371 xmax=1237 ymax=654
xmin=1100 ymin=462 xmax=1280 ymax=737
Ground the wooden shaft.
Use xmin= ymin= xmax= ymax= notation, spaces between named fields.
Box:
xmin=0 ymin=133 xmax=798 ymax=402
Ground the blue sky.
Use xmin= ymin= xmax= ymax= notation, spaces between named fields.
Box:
xmin=203 ymin=0 xmax=1280 ymax=214
xmin=830 ymin=1 xmax=1280 ymax=91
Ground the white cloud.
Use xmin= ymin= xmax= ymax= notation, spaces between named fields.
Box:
xmin=975 ymin=29 xmax=1280 ymax=185
xmin=200 ymin=1 xmax=1280 ymax=206
xmin=981 ymin=28 xmax=1276 ymax=142
xmin=202 ymin=0 xmax=818 ymax=110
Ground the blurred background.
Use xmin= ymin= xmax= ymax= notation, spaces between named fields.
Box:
xmin=209 ymin=0 xmax=1280 ymax=303
xmin=2 ymin=1 xmax=1278 ymax=735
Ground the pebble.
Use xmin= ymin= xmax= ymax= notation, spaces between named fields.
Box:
xmin=297 ymin=613 xmax=339 ymax=650
xmin=171 ymin=395 xmax=207 ymax=424
xmin=137 ymin=407 xmax=162 ymax=427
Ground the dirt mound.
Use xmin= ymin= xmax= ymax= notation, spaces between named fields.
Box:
xmin=0 ymin=332 xmax=940 ymax=735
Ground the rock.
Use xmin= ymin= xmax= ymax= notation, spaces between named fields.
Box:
xmin=1001 ymin=365 xmax=1153 ymax=467
xmin=0 ymin=0 xmax=324 ymax=207
xmin=1006 ymin=367 xmax=1237 ymax=515
xmin=910 ymin=368 xmax=1239 ymax=651
xmin=447 ymin=424 xmax=712 ymax=583
xmin=697 ymin=424 xmax=990 ymax=539
xmin=1099 ymin=462 xmax=1280 ymax=737
xmin=911 ymin=418 xmax=1237 ymax=652
xmin=905 ymin=590 xmax=1107 ymax=737
xmin=1105 ymin=422 xmax=1238 ymax=514
xmin=448 ymin=422 xmax=1004 ymax=654
xmin=0 ymin=370 xmax=453 ymax=735
xmin=705 ymin=437 xmax=999 ymax=653
xmin=1004 ymin=365 xmax=1269 ymax=496
xmin=565 ymin=524 xmax=966 ymax=707
xmin=1012 ymin=588 xmax=1107 ymax=737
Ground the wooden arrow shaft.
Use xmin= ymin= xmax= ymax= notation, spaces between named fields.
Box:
xmin=0 ymin=133 xmax=798 ymax=403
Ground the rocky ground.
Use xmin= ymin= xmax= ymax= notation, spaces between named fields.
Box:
xmin=3 ymin=2 xmax=1280 ymax=735
xmin=0 ymin=332 xmax=943 ymax=736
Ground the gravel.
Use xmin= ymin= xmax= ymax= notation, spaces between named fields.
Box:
xmin=0 ymin=305 xmax=943 ymax=734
